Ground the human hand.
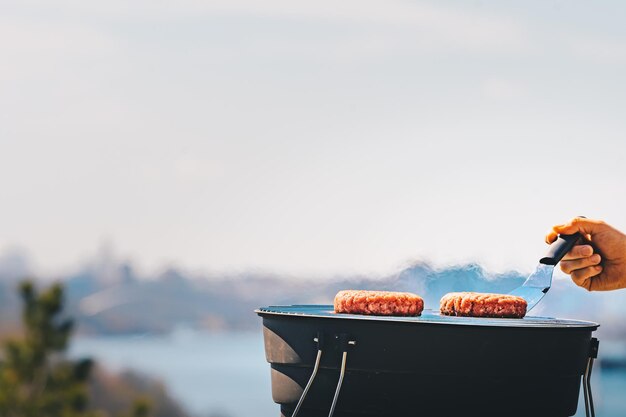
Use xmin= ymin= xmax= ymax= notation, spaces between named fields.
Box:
xmin=545 ymin=217 xmax=626 ymax=291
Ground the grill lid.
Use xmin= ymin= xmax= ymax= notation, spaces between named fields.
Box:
xmin=257 ymin=305 xmax=599 ymax=329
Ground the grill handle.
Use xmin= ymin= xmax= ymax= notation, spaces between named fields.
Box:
xmin=327 ymin=334 xmax=356 ymax=417
xmin=290 ymin=333 xmax=356 ymax=417
xmin=540 ymin=232 xmax=582 ymax=265
xmin=291 ymin=333 xmax=324 ymax=417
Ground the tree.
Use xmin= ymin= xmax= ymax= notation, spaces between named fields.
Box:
xmin=0 ymin=281 xmax=97 ymax=417
xmin=0 ymin=281 xmax=162 ymax=417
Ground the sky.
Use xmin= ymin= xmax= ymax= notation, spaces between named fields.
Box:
xmin=1 ymin=0 xmax=626 ymax=278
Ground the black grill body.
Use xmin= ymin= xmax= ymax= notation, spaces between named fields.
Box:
xmin=257 ymin=306 xmax=599 ymax=417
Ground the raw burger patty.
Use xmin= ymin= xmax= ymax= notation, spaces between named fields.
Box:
xmin=440 ymin=292 xmax=527 ymax=318
xmin=334 ymin=290 xmax=424 ymax=316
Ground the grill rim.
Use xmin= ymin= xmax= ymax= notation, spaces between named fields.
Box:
xmin=256 ymin=304 xmax=599 ymax=329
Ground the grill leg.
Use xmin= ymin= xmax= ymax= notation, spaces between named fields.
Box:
xmin=583 ymin=338 xmax=599 ymax=417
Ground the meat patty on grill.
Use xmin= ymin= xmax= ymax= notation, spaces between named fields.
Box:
xmin=439 ymin=292 xmax=527 ymax=318
xmin=334 ymin=290 xmax=424 ymax=316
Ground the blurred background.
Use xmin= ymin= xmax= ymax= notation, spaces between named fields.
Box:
xmin=1 ymin=0 xmax=626 ymax=416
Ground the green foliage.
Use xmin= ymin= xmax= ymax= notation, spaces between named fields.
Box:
xmin=0 ymin=280 xmax=154 ymax=417
xmin=117 ymin=399 xmax=151 ymax=417
xmin=0 ymin=280 xmax=95 ymax=417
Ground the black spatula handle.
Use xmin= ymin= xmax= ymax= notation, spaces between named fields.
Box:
xmin=540 ymin=233 xmax=582 ymax=265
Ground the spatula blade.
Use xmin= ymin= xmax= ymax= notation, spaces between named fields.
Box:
xmin=508 ymin=232 xmax=582 ymax=312
xmin=509 ymin=264 xmax=554 ymax=312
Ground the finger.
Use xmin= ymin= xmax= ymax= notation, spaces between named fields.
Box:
xmin=560 ymin=254 xmax=601 ymax=274
xmin=544 ymin=226 xmax=589 ymax=243
xmin=552 ymin=217 xmax=606 ymax=236
xmin=561 ymin=245 xmax=594 ymax=261
xmin=570 ymin=265 xmax=603 ymax=290
xmin=545 ymin=229 xmax=558 ymax=244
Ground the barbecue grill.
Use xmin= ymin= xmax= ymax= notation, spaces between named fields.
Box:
xmin=256 ymin=305 xmax=599 ymax=417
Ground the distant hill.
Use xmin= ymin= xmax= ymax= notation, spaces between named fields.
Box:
xmin=1 ymin=257 xmax=528 ymax=334
xmin=1 ymin=248 xmax=626 ymax=342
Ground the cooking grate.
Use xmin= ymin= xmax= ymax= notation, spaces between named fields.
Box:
xmin=257 ymin=305 xmax=599 ymax=329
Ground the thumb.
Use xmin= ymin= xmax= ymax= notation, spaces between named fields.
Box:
xmin=587 ymin=271 xmax=623 ymax=291
xmin=545 ymin=217 xmax=606 ymax=244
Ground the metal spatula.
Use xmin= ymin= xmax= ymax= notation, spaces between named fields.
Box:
xmin=509 ymin=232 xmax=582 ymax=312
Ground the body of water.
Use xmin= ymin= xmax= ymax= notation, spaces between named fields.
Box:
xmin=70 ymin=330 xmax=275 ymax=417
xmin=70 ymin=330 xmax=626 ymax=417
